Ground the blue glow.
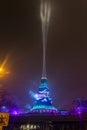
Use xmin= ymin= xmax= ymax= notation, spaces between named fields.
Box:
xmin=30 ymin=78 xmax=58 ymax=114
xmin=1 ymin=106 xmax=9 ymax=112
xmin=31 ymin=105 xmax=57 ymax=110
xmin=29 ymin=90 xmax=38 ymax=99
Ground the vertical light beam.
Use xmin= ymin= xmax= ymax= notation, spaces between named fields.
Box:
xmin=40 ymin=0 xmax=51 ymax=78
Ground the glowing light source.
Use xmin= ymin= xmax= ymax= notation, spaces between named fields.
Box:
xmin=0 ymin=68 xmax=3 ymax=72
xmin=30 ymin=78 xmax=58 ymax=114
xmin=1 ymin=106 xmax=9 ymax=112
xmin=76 ymin=107 xmax=82 ymax=115
xmin=11 ymin=110 xmax=19 ymax=115
xmin=31 ymin=105 xmax=57 ymax=110
xmin=0 ymin=55 xmax=10 ymax=78
xmin=0 ymin=67 xmax=9 ymax=78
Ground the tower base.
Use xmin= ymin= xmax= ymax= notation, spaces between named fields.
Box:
xmin=30 ymin=105 xmax=58 ymax=114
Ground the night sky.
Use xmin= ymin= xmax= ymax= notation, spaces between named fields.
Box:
xmin=0 ymin=0 xmax=87 ymax=110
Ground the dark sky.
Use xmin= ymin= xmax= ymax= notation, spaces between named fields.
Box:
xmin=0 ymin=0 xmax=87 ymax=110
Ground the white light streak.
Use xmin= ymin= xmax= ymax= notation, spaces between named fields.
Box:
xmin=40 ymin=0 xmax=51 ymax=78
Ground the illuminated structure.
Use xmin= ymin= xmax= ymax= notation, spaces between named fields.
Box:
xmin=30 ymin=0 xmax=57 ymax=114
xmin=31 ymin=77 xmax=57 ymax=113
xmin=30 ymin=0 xmax=57 ymax=113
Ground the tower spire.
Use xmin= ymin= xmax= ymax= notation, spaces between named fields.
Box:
xmin=40 ymin=0 xmax=51 ymax=78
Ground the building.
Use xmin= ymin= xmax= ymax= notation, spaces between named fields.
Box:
xmin=30 ymin=77 xmax=58 ymax=114
xmin=3 ymin=114 xmax=87 ymax=130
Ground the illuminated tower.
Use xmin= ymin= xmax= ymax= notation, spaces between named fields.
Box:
xmin=30 ymin=0 xmax=58 ymax=114
xmin=31 ymin=77 xmax=57 ymax=113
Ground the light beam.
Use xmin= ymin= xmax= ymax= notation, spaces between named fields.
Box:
xmin=40 ymin=0 xmax=51 ymax=78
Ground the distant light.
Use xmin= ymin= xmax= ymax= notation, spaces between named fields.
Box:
xmin=1 ymin=106 xmax=9 ymax=112
xmin=0 ymin=67 xmax=9 ymax=77
xmin=2 ymin=106 xmax=6 ymax=109
xmin=11 ymin=110 xmax=18 ymax=115
xmin=76 ymin=107 xmax=82 ymax=115
xmin=0 ymin=68 xmax=3 ymax=72
xmin=78 ymin=111 xmax=81 ymax=114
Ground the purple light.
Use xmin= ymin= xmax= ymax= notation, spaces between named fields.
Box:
xmin=76 ymin=107 xmax=82 ymax=115
xmin=11 ymin=110 xmax=19 ymax=115
xmin=78 ymin=111 xmax=81 ymax=114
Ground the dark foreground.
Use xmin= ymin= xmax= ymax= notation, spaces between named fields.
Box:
xmin=3 ymin=113 xmax=87 ymax=130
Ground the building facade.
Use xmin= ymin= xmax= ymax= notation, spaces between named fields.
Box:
xmin=3 ymin=114 xmax=87 ymax=130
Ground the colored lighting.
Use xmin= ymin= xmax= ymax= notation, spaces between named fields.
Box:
xmin=76 ymin=107 xmax=82 ymax=115
xmin=1 ymin=106 xmax=9 ymax=112
xmin=0 ymin=68 xmax=3 ymax=72
xmin=31 ymin=105 xmax=57 ymax=110
xmin=30 ymin=78 xmax=58 ymax=114
xmin=11 ymin=110 xmax=19 ymax=115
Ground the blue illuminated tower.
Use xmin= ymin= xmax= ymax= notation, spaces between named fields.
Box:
xmin=30 ymin=0 xmax=57 ymax=113
xmin=31 ymin=77 xmax=57 ymax=113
